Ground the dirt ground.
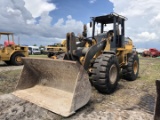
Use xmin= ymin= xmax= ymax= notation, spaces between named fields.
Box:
xmin=0 ymin=57 xmax=159 ymax=120
xmin=0 ymin=61 xmax=23 ymax=72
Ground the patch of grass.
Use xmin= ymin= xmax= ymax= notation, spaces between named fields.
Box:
xmin=29 ymin=55 xmax=48 ymax=58
xmin=139 ymin=58 xmax=160 ymax=82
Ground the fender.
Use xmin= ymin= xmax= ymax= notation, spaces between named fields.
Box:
xmin=83 ymin=40 xmax=106 ymax=70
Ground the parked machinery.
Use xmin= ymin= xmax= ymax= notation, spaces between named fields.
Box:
xmin=142 ymin=48 xmax=160 ymax=57
xmin=45 ymin=40 xmax=66 ymax=58
xmin=0 ymin=32 xmax=28 ymax=65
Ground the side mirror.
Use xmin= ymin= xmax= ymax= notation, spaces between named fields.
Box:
xmin=90 ymin=22 xmax=92 ymax=28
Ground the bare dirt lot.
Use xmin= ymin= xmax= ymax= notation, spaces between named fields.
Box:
xmin=0 ymin=57 xmax=159 ymax=120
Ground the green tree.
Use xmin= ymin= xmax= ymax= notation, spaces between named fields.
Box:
xmin=33 ymin=44 xmax=37 ymax=46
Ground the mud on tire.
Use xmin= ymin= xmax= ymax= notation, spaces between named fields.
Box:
xmin=122 ymin=53 xmax=139 ymax=81
xmin=90 ymin=54 xmax=120 ymax=94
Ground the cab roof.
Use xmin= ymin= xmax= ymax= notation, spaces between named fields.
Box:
xmin=0 ymin=32 xmax=14 ymax=35
xmin=91 ymin=13 xmax=127 ymax=24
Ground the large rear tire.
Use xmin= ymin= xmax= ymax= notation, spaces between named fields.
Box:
xmin=90 ymin=54 xmax=120 ymax=94
xmin=4 ymin=61 xmax=11 ymax=65
xmin=11 ymin=52 xmax=25 ymax=66
xmin=47 ymin=53 xmax=54 ymax=58
xmin=122 ymin=53 xmax=139 ymax=81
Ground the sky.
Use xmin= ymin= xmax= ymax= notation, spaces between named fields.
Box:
xmin=0 ymin=0 xmax=160 ymax=49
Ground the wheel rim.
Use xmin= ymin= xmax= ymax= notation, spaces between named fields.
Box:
xmin=133 ymin=61 xmax=138 ymax=74
xmin=16 ymin=56 xmax=22 ymax=63
xmin=109 ymin=64 xmax=118 ymax=84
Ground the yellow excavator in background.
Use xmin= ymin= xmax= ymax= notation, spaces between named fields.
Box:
xmin=13 ymin=13 xmax=139 ymax=117
xmin=0 ymin=32 xmax=28 ymax=65
xmin=45 ymin=40 xmax=66 ymax=58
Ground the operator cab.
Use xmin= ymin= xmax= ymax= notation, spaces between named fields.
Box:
xmin=90 ymin=13 xmax=127 ymax=48
xmin=65 ymin=13 xmax=128 ymax=62
xmin=0 ymin=32 xmax=15 ymax=47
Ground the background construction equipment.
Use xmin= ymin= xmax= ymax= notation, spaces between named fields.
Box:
xmin=0 ymin=32 xmax=28 ymax=65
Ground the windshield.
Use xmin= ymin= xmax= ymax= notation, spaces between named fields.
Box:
xmin=33 ymin=48 xmax=39 ymax=51
xmin=0 ymin=35 xmax=12 ymax=44
xmin=94 ymin=23 xmax=114 ymax=36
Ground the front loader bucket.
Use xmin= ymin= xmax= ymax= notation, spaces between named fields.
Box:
xmin=12 ymin=58 xmax=91 ymax=117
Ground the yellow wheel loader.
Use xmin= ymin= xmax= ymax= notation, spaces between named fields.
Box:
xmin=13 ymin=13 xmax=139 ymax=116
xmin=0 ymin=32 xmax=28 ymax=65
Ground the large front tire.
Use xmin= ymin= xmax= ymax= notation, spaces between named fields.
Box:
xmin=11 ymin=52 xmax=25 ymax=65
xmin=90 ymin=54 xmax=120 ymax=94
xmin=122 ymin=53 xmax=139 ymax=81
xmin=47 ymin=53 xmax=54 ymax=58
